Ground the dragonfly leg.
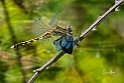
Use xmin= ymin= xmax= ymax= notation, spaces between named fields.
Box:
xmin=73 ymin=39 xmax=79 ymax=47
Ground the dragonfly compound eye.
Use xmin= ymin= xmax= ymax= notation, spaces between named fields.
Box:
xmin=67 ymin=26 xmax=72 ymax=32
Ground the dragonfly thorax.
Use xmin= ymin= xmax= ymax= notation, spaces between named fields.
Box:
xmin=52 ymin=25 xmax=73 ymax=36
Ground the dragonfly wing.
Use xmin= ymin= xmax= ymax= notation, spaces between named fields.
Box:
xmin=33 ymin=17 xmax=50 ymax=36
xmin=63 ymin=35 xmax=74 ymax=54
xmin=49 ymin=11 xmax=61 ymax=27
xmin=54 ymin=34 xmax=74 ymax=54
xmin=53 ymin=37 xmax=63 ymax=51
xmin=53 ymin=35 xmax=67 ymax=51
xmin=59 ymin=34 xmax=67 ymax=47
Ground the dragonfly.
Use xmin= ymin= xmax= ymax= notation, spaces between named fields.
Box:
xmin=11 ymin=12 xmax=75 ymax=54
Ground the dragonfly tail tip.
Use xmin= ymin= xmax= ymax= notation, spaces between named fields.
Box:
xmin=10 ymin=45 xmax=14 ymax=48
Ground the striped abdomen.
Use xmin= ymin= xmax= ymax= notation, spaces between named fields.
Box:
xmin=11 ymin=32 xmax=52 ymax=48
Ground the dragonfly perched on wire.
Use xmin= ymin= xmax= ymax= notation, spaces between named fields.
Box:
xmin=11 ymin=12 xmax=76 ymax=54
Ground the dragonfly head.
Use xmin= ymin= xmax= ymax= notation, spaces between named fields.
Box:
xmin=66 ymin=25 xmax=72 ymax=33
xmin=65 ymin=25 xmax=73 ymax=36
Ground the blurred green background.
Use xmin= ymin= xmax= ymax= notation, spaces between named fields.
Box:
xmin=0 ymin=0 xmax=124 ymax=83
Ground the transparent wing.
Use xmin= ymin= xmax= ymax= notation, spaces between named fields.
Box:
xmin=33 ymin=17 xmax=51 ymax=36
xmin=49 ymin=11 xmax=62 ymax=27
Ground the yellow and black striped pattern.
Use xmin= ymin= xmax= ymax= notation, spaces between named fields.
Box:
xmin=11 ymin=36 xmax=43 ymax=48
xmin=11 ymin=32 xmax=52 ymax=48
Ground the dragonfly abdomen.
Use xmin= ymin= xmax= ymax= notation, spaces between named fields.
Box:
xmin=11 ymin=32 xmax=52 ymax=48
xmin=42 ymin=32 xmax=52 ymax=38
xmin=11 ymin=36 xmax=43 ymax=48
